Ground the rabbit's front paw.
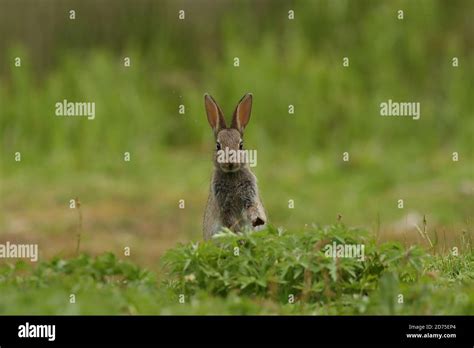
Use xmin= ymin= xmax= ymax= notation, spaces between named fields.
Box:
xmin=247 ymin=206 xmax=265 ymax=228
xmin=252 ymin=216 xmax=265 ymax=227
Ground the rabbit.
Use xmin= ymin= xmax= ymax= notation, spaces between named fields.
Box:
xmin=203 ymin=93 xmax=267 ymax=240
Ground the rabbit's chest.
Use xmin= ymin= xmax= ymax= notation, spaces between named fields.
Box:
xmin=213 ymin=178 xmax=254 ymax=210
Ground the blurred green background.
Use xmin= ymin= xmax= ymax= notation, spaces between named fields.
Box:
xmin=0 ymin=0 xmax=472 ymax=266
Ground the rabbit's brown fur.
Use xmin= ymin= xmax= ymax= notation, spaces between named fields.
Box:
xmin=203 ymin=93 xmax=267 ymax=240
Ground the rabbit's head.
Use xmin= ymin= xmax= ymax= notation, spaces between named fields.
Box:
xmin=204 ymin=93 xmax=253 ymax=173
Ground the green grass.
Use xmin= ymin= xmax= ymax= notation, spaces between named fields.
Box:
xmin=1 ymin=1 xmax=473 ymax=166
xmin=1 ymin=224 xmax=472 ymax=315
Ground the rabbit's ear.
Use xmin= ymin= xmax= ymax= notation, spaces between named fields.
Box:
xmin=204 ymin=94 xmax=226 ymax=133
xmin=231 ymin=93 xmax=252 ymax=133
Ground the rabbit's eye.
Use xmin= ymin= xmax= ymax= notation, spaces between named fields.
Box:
xmin=216 ymin=142 xmax=221 ymax=151
xmin=239 ymin=141 xmax=243 ymax=150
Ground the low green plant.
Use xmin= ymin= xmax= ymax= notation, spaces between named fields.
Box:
xmin=162 ymin=224 xmax=429 ymax=304
xmin=0 ymin=225 xmax=472 ymax=315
